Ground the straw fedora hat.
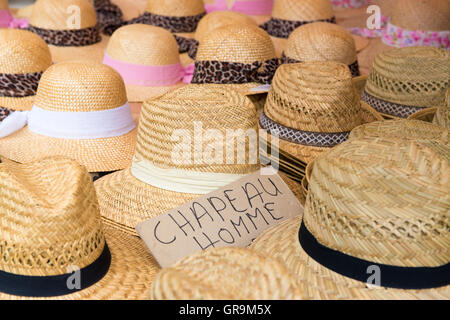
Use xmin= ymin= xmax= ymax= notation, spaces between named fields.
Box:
xmin=251 ymin=134 xmax=450 ymax=300
xmin=26 ymin=0 xmax=109 ymax=63
xmin=0 ymin=61 xmax=137 ymax=173
xmin=361 ymin=46 xmax=449 ymax=119
xmin=0 ymin=157 xmax=159 ymax=300
xmin=104 ymin=24 xmax=191 ymax=103
xmin=191 ymin=24 xmax=279 ymax=95
xmin=0 ymin=29 xmax=52 ymax=111
xmin=282 ymin=22 xmax=363 ymax=77
xmin=408 ymin=88 xmax=450 ymax=131
xmin=260 ymin=61 xmax=383 ymax=165
xmin=150 ymin=247 xmax=301 ymax=300
xmin=94 ymin=84 xmax=301 ymax=236
xmin=203 ymin=0 xmax=273 ymax=25
xmin=260 ymin=0 xmax=336 ymax=57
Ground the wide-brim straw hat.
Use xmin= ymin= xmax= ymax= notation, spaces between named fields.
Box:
xmin=203 ymin=0 xmax=273 ymax=25
xmin=260 ymin=0 xmax=337 ymax=57
xmin=94 ymin=84 xmax=302 ymax=236
xmin=282 ymin=22 xmax=364 ymax=76
xmin=150 ymin=247 xmax=301 ymax=300
xmin=104 ymin=24 xmax=188 ymax=102
xmin=26 ymin=0 xmax=109 ymax=63
xmin=0 ymin=29 xmax=52 ymax=111
xmin=260 ymin=61 xmax=383 ymax=165
xmin=408 ymin=88 xmax=450 ymax=131
xmin=0 ymin=61 xmax=137 ymax=172
xmin=251 ymin=134 xmax=450 ymax=300
xmin=361 ymin=46 xmax=450 ymax=119
xmin=0 ymin=157 xmax=159 ymax=300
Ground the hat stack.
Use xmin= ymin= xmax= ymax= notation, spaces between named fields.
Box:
xmin=203 ymin=0 xmax=274 ymax=25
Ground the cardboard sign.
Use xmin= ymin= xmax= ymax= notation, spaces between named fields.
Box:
xmin=136 ymin=168 xmax=304 ymax=268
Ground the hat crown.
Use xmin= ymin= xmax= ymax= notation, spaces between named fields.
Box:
xmin=195 ymin=10 xmax=256 ymax=42
xmin=285 ymin=22 xmax=357 ymax=65
xmin=305 ymin=136 xmax=450 ymax=267
xmin=365 ymin=47 xmax=450 ymax=108
xmin=30 ymin=0 xmax=98 ymax=30
xmin=264 ymin=62 xmax=362 ymax=133
xmin=391 ymin=0 xmax=450 ymax=31
xmin=135 ymin=84 xmax=260 ymax=174
xmin=35 ymin=61 xmax=127 ymax=112
xmin=196 ymin=24 xmax=276 ymax=64
xmin=271 ymin=0 xmax=334 ymax=21
xmin=0 ymin=157 xmax=106 ymax=276
xmin=106 ymin=25 xmax=180 ymax=66
xmin=0 ymin=29 xmax=52 ymax=74
xmin=146 ymin=0 xmax=205 ymax=17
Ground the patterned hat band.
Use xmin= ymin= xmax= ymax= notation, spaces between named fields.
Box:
xmin=126 ymin=11 xmax=206 ymax=34
xmin=281 ymin=53 xmax=361 ymax=78
xmin=27 ymin=25 xmax=101 ymax=47
xmin=361 ymin=90 xmax=427 ymax=118
xmin=174 ymin=35 xmax=199 ymax=57
xmin=191 ymin=58 xmax=280 ymax=85
xmin=260 ymin=16 xmax=336 ymax=39
xmin=0 ymin=72 xmax=43 ymax=98
xmin=0 ymin=107 xmax=11 ymax=122
xmin=259 ymin=111 xmax=350 ymax=148
xmin=93 ymin=0 xmax=124 ymax=36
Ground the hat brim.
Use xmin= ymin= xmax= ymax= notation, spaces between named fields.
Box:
xmin=126 ymin=82 xmax=186 ymax=103
xmin=407 ymin=107 xmax=438 ymax=123
xmin=250 ymin=216 xmax=450 ymax=300
xmin=0 ymin=126 xmax=137 ymax=172
xmin=0 ymin=95 xmax=35 ymax=111
xmin=94 ymin=167 xmax=304 ymax=236
xmin=0 ymin=224 xmax=160 ymax=300
xmin=49 ymin=36 xmax=110 ymax=64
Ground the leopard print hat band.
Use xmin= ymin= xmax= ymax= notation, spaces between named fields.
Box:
xmin=260 ymin=16 xmax=336 ymax=39
xmin=126 ymin=11 xmax=206 ymax=34
xmin=0 ymin=72 xmax=43 ymax=98
xmin=27 ymin=25 xmax=101 ymax=47
xmin=93 ymin=0 xmax=124 ymax=36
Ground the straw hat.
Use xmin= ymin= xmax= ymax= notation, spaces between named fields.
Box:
xmin=104 ymin=24 xmax=189 ymax=103
xmin=150 ymin=247 xmax=301 ymax=300
xmin=361 ymin=46 xmax=450 ymax=119
xmin=191 ymin=24 xmax=279 ymax=95
xmin=0 ymin=61 xmax=137 ymax=173
xmin=433 ymin=89 xmax=450 ymax=131
xmin=251 ymin=135 xmax=450 ymax=300
xmin=260 ymin=61 xmax=383 ymax=165
xmin=203 ymin=0 xmax=273 ymax=25
xmin=282 ymin=22 xmax=362 ymax=77
xmin=27 ymin=0 xmax=109 ymax=63
xmin=0 ymin=29 xmax=52 ymax=111
xmin=0 ymin=157 xmax=159 ymax=300
xmin=260 ymin=0 xmax=336 ymax=57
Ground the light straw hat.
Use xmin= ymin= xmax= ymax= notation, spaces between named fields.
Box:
xmin=27 ymin=0 xmax=109 ymax=63
xmin=361 ymin=46 xmax=450 ymax=119
xmin=203 ymin=0 xmax=273 ymax=25
xmin=0 ymin=157 xmax=159 ymax=300
xmin=0 ymin=29 xmax=52 ymax=111
xmin=191 ymin=24 xmax=279 ymax=95
xmin=0 ymin=61 xmax=137 ymax=173
xmin=260 ymin=61 xmax=383 ymax=165
xmin=408 ymin=89 xmax=450 ymax=131
xmin=150 ymin=247 xmax=301 ymax=300
xmin=251 ymin=134 xmax=450 ymax=300
xmin=103 ymin=24 xmax=190 ymax=103
xmin=282 ymin=22 xmax=362 ymax=77
xmin=260 ymin=0 xmax=336 ymax=57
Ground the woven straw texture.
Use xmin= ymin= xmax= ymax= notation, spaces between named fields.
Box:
xmin=202 ymin=0 xmax=271 ymax=24
xmin=284 ymin=22 xmax=357 ymax=65
xmin=0 ymin=157 xmax=160 ymax=300
xmin=0 ymin=61 xmax=137 ymax=172
xmin=106 ymin=24 xmax=186 ymax=102
xmin=251 ymin=136 xmax=450 ymax=299
xmin=271 ymin=0 xmax=334 ymax=21
xmin=150 ymin=247 xmax=301 ymax=300
xmin=391 ymin=0 xmax=450 ymax=31
xmin=433 ymin=89 xmax=450 ymax=130
xmin=145 ymin=0 xmax=205 ymax=17
xmin=0 ymin=29 xmax=52 ymax=111
xmin=408 ymin=107 xmax=439 ymax=123
xmin=364 ymin=47 xmax=450 ymax=109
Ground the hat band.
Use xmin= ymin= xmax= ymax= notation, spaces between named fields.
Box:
xmin=331 ymin=0 xmax=368 ymax=9
xmin=0 ymin=243 xmax=111 ymax=297
xmin=260 ymin=16 xmax=337 ymax=39
xmin=260 ymin=111 xmax=350 ymax=148
xmin=362 ymin=90 xmax=427 ymax=118
xmin=174 ymin=35 xmax=200 ymax=59
xmin=93 ymin=0 xmax=124 ymax=35
xmin=27 ymin=25 xmax=101 ymax=47
xmin=281 ymin=53 xmax=361 ymax=78
xmin=205 ymin=0 xmax=274 ymax=15
xmin=299 ymin=221 xmax=450 ymax=289
xmin=382 ymin=22 xmax=450 ymax=50
xmin=103 ymin=53 xmax=194 ymax=86
xmin=191 ymin=58 xmax=280 ymax=85
xmin=0 ymin=71 xmax=43 ymax=98
xmin=131 ymin=158 xmax=247 ymax=194
xmin=0 ymin=107 xmax=11 ymax=122
xmin=126 ymin=11 xmax=206 ymax=34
